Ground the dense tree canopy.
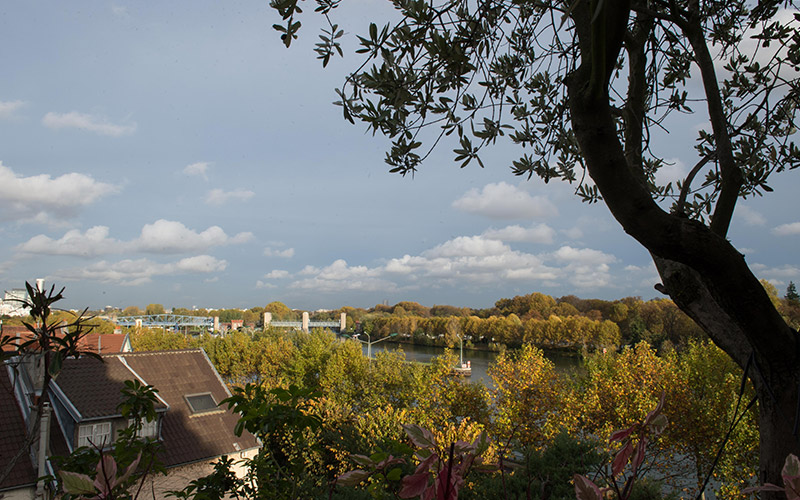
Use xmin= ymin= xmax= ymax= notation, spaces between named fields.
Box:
xmin=271 ymin=0 xmax=799 ymax=491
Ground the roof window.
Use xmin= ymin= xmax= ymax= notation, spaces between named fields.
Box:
xmin=185 ymin=393 xmax=217 ymax=414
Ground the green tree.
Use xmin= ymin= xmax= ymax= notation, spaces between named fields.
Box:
xmin=787 ymin=281 xmax=800 ymax=303
xmin=273 ymin=0 xmax=800 ymax=488
xmin=144 ymin=303 xmax=165 ymax=315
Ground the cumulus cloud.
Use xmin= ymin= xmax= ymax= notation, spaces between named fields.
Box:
xmin=264 ymin=270 xmax=290 ymax=279
xmin=16 ymin=226 xmax=124 ymax=257
xmin=42 ymin=111 xmax=136 ymax=136
xmin=290 ymin=259 xmax=395 ymax=293
xmin=256 ymin=280 xmax=278 ymax=289
xmin=206 ymin=188 xmax=255 ymax=206
xmin=52 ymin=255 xmax=227 ymax=285
xmin=183 ymin=162 xmax=210 ymax=180
xmin=0 ymin=162 xmax=118 ymax=223
xmin=737 ymin=205 xmax=767 ymax=226
xmin=264 ymin=247 xmax=295 ymax=258
xmin=773 ymin=222 xmax=800 ymax=236
xmin=452 ymin=182 xmax=558 ymax=219
xmin=549 ymin=245 xmax=617 ymax=288
xmin=137 ymin=219 xmax=252 ymax=253
xmin=17 ymin=220 xmax=252 ymax=257
xmin=0 ymin=100 xmax=25 ymax=119
xmin=481 ymin=223 xmax=555 ymax=244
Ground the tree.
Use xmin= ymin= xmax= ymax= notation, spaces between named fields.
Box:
xmin=144 ymin=303 xmax=165 ymax=315
xmin=787 ymin=281 xmax=800 ymax=303
xmin=272 ymin=0 xmax=800 ymax=490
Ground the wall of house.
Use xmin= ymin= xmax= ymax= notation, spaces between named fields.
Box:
xmin=0 ymin=486 xmax=35 ymax=500
xmin=143 ymin=448 xmax=259 ymax=497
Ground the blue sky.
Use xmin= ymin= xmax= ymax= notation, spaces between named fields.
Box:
xmin=1 ymin=2 xmax=798 ymax=311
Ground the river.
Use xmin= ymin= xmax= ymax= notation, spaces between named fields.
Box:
xmin=364 ymin=341 xmax=584 ymax=385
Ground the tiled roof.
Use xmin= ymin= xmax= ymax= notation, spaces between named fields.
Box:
xmin=53 ymin=349 xmax=258 ymax=468
xmin=78 ymin=333 xmax=129 ymax=354
xmin=55 ymin=356 xmax=169 ymax=420
xmin=2 ymin=328 xmax=129 ymax=355
xmin=0 ymin=365 xmax=36 ymax=492
xmin=116 ymin=350 xmax=259 ymax=467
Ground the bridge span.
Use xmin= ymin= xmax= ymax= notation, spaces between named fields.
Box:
xmin=113 ymin=312 xmax=346 ymax=334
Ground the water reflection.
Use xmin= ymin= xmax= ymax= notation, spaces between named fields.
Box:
xmin=365 ymin=342 xmax=584 ymax=385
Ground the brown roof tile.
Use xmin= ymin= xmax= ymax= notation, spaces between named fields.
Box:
xmin=2 ymin=328 xmax=129 ymax=355
xmin=55 ymin=356 xmax=168 ymax=419
xmin=117 ymin=349 xmax=259 ymax=467
xmin=0 ymin=366 xmax=36 ymax=492
xmin=52 ymin=349 xmax=258 ymax=468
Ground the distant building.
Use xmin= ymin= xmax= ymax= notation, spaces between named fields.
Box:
xmin=1 ymin=349 xmax=259 ymax=498
xmin=0 ymin=288 xmax=30 ymax=317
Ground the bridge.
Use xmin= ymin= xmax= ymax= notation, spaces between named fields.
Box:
xmin=114 ymin=314 xmax=214 ymax=329
xmin=265 ymin=312 xmax=346 ymax=333
xmin=113 ymin=312 xmax=347 ymax=334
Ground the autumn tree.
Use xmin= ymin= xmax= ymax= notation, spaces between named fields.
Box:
xmin=144 ymin=303 xmax=165 ymax=315
xmin=272 ymin=0 xmax=800 ymax=489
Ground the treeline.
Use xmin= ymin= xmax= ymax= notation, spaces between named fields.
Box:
xmin=130 ymin=328 xmax=758 ymax=499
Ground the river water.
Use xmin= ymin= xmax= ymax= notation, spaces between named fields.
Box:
xmin=364 ymin=342 xmax=584 ymax=385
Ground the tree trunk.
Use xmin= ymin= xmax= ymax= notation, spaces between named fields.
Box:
xmin=566 ymin=4 xmax=800 ymax=495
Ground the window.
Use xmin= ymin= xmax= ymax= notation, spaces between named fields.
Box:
xmin=185 ymin=393 xmax=217 ymax=414
xmin=78 ymin=422 xmax=112 ymax=448
xmin=128 ymin=417 xmax=158 ymax=439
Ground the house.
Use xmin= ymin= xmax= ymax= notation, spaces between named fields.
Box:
xmin=1 ymin=326 xmax=132 ymax=355
xmin=2 ymin=348 xmax=260 ymax=499
xmin=0 ymin=367 xmax=38 ymax=499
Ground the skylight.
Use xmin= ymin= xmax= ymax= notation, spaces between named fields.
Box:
xmin=185 ymin=393 xmax=217 ymax=414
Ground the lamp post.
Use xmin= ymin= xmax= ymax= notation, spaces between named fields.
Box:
xmin=457 ymin=334 xmax=463 ymax=366
xmin=345 ymin=332 xmax=398 ymax=359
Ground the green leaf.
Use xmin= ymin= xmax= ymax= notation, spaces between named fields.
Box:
xmin=59 ymin=470 xmax=96 ymax=495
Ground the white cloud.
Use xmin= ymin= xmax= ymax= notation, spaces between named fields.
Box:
xmin=0 ymin=162 xmax=118 ymax=223
xmin=17 ymin=220 xmax=252 ymax=257
xmin=264 ymin=270 xmax=290 ymax=279
xmin=549 ymin=246 xmax=617 ymax=288
xmin=16 ymin=226 xmax=124 ymax=257
xmin=256 ymin=280 xmax=278 ymax=289
xmin=264 ymin=247 xmax=295 ymax=258
xmin=183 ymin=162 xmax=210 ymax=180
xmin=42 ymin=111 xmax=136 ymax=136
xmin=52 ymin=255 xmax=226 ymax=285
xmin=290 ymin=259 xmax=395 ymax=293
xmin=287 ymin=234 xmax=626 ymax=295
xmin=481 ymin=223 xmax=555 ymax=244
xmin=137 ymin=219 xmax=252 ymax=254
xmin=773 ymin=222 xmax=800 ymax=236
xmin=206 ymin=188 xmax=255 ymax=206
xmin=175 ymin=255 xmax=227 ymax=272
xmin=737 ymin=205 xmax=767 ymax=226
xmin=452 ymin=182 xmax=558 ymax=219
xmin=655 ymin=158 xmax=688 ymax=185
xmin=0 ymin=100 xmax=25 ymax=119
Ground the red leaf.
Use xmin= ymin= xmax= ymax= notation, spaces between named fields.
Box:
xmin=609 ymin=426 xmax=634 ymax=443
xmin=337 ymin=469 xmax=371 ymax=487
xmin=399 ymin=472 xmax=430 ymax=499
xmin=574 ymin=474 xmax=604 ymax=500
xmin=631 ymin=438 xmax=648 ymax=473
xmin=403 ymin=424 xmax=436 ymax=449
xmin=612 ymin=441 xmax=633 ymax=477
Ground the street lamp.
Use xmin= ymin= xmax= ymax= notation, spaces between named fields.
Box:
xmin=345 ymin=332 xmax=398 ymax=359
xmin=457 ymin=334 xmax=463 ymax=366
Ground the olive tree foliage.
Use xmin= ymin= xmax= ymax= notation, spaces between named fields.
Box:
xmin=270 ymin=0 xmax=800 ymax=490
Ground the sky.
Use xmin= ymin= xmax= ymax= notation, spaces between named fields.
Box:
xmin=0 ymin=2 xmax=798 ymax=312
